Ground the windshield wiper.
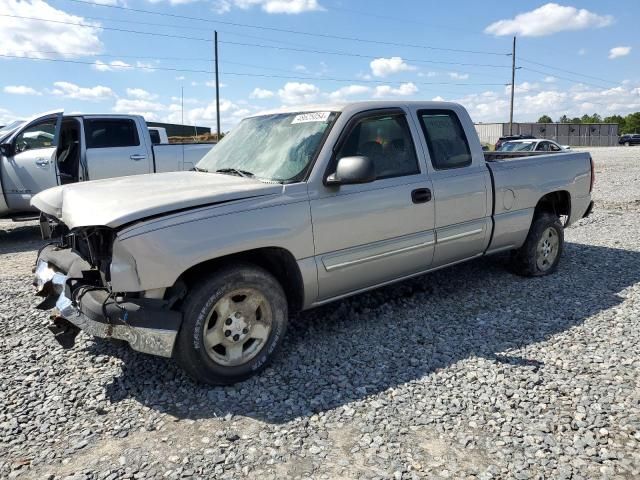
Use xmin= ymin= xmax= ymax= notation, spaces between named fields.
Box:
xmin=215 ymin=168 xmax=255 ymax=178
xmin=192 ymin=166 xmax=209 ymax=172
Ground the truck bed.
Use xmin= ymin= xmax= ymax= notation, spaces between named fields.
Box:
xmin=484 ymin=150 xmax=593 ymax=254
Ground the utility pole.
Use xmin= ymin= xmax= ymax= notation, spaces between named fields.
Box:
xmin=214 ymin=30 xmax=221 ymax=141
xmin=181 ymin=86 xmax=184 ymax=126
xmin=509 ymin=36 xmax=516 ymax=135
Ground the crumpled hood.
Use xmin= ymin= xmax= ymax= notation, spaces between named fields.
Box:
xmin=32 ymin=171 xmax=283 ymax=229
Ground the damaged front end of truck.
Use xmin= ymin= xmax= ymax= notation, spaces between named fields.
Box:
xmin=34 ymin=215 xmax=182 ymax=357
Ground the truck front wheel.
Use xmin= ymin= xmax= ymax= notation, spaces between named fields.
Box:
xmin=175 ymin=264 xmax=288 ymax=385
xmin=511 ymin=213 xmax=564 ymax=277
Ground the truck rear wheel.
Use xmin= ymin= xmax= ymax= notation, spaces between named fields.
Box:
xmin=175 ymin=264 xmax=288 ymax=385
xmin=511 ymin=213 xmax=564 ymax=277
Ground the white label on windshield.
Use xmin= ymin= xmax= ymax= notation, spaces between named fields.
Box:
xmin=291 ymin=112 xmax=331 ymax=124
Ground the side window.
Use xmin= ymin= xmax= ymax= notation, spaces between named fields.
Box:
xmin=85 ymin=119 xmax=140 ymax=149
xmin=336 ymin=114 xmax=419 ymax=179
xmin=549 ymin=142 xmax=561 ymax=151
xmin=149 ymin=129 xmax=161 ymax=145
xmin=535 ymin=141 xmax=548 ymax=151
xmin=14 ymin=120 xmax=56 ymax=154
xmin=418 ymin=110 xmax=472 ymax=170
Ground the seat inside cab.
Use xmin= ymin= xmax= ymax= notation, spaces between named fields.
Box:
xmin=56 ymin=118 xmax=81 ymax=185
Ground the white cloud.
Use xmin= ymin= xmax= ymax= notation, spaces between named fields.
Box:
xmin=126 ymin=88 xmax=157 ymax=100
xmin=327 ymin=85 xmax=371 ymax=101
xmin=213 ymin=0 xmax=323 ymax=14
xmin=453 ymin=82 xmax=640 ymax=123
xmin=278 ymin=82 xmax=320 ymax=104
xmin=164 ymin=98 xmax=251 ymax=129
xmin=485 ymin=3 xmax=613 ymax=37
xmin=147 ymin=0 xmax=199 ymax=5
xmin=0 ymin=0 xmax=102 ymax=58
xmin=449 ymin=72 xmax=469 ymax=80
xmin=418 ymin=72 xmax=438 ymax=78
xmin=3 ymin=85 xmax=41 ymax=95
xmin=609 ymin=46 xmax=631 ymax=59
xmin=505 ymin=82 xmax=541 ymax=94
xmin=543 ymin=76 xmax=556 ymax=83
xmin=113 ymin=99 xmax=165 ymax=112
xmin=93 ymin=60 xmax=132 ymax=72
xmin=250 ymin=88 xmax=275 ymax=99
xmin=370 ymin=57 xmax=416 ymax=77
xmin=373 ymin=82 xmax=418 ymax=98
xmin=0 ymin=108 xmax=17 ymax=125
xmin=176 ymin=76 xmax=186 ymax=81
xmin=135 ymin=61 xmax=156 ymax=71
xmin=51 ymin=81 xmax=114 ymax=101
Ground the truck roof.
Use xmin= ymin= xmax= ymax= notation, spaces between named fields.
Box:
xmin=251 ymin=100 xmax=464 ymax=117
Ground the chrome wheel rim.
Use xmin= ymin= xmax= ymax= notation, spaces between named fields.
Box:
xmin=202 ymin=288 xmax=272 ymax=366
xmin=536 ymin=227 xmax=559 ymax=271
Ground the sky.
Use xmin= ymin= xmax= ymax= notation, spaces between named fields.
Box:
xmin=0 ymin=0 xmax=639 ymax=130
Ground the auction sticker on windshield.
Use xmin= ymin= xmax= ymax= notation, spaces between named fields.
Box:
xmin=291 ymin=112 xmax=331 ymax=124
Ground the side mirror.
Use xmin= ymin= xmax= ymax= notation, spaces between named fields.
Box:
xmin=0 ymin=143 xmax=14 ymax=157
xmin=326 ymin=156 xmax=376 ymax=186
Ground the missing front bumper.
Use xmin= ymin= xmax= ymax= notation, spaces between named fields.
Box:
xmin=34 ymin=248 xmax=182 ymax=358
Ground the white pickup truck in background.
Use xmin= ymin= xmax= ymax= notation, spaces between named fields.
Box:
xmin=0 ymin=110 xmax=215 ymax=220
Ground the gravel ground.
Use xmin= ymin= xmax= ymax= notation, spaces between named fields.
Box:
xmin=1 ymin=146 xmax=639 ymax=480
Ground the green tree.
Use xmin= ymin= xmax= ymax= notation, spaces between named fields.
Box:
xmin=604 ymin=115 xmax=626 ymax=133
xmin=580 ymin=113 xmax=602 ymax=123
xmin=571 ymin=117 xmax=582 ymax=124
xmin=624 ymin=112 xmax=640 ymax=133
xmin=537 ymin=115 xmax=553 ymax=123
xmin=559 ymin=115 xmax=570 ymax=123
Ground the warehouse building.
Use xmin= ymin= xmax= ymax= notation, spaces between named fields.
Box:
xmin=475 ymin=122 xmax=619 ymax=147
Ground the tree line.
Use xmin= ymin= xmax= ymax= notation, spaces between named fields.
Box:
xmin=536 ymin=112 xmax=640 ymax=133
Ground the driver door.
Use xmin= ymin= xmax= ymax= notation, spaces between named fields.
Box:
xmin=1 ymin=111 xmax=62 ymax=212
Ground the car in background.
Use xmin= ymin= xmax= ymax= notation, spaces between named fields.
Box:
xmin=619 ymin=134 xmax=640 ymax=146
xmin=494 ymin=134 xmax=536 ymax=150
xmin=498 ymin=139 xmax=569 ymax=153
xmin=0 ymin=111 xmax=215 ymax=220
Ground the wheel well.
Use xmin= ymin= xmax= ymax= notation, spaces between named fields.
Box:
xmin=535 ymin=191 xmax=571 ymax=220
xmin=176 ymin=247 xmax=305 ymax=313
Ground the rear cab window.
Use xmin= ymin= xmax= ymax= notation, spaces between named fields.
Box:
xmin=417 ymin=110 xmax=472 ymax=170
xmin=84 ymin=119 xmax=140 ymax=149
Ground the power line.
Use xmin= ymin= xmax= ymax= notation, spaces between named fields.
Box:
xmin=0 ymin=14 xmax=213 ymax=42
xmin=519 ymin=67 xmax=613 ymax=90
xmin=0 ymin=14 xmax=511 ymax=70
xmin=64 ymin=0 xmax=510 ymax=56
xmin=0 ymin=53 xmax=508 ymax=86
xmin=518 ymin=57 xmax=619 ymax=86
xmin=0 ymin=13 xmax=511 ymax=82
xmin=219 ymin=40 xmax=510 ymax=69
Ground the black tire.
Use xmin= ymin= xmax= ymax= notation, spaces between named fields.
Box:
xmin=511 ymin=212 xmax=564 ymax=277
xmin=174 ymin=263 xmax=288 ymax=385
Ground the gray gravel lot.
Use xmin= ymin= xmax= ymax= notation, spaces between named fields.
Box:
xmin=1 ymin=146 xmax=639 ymax=479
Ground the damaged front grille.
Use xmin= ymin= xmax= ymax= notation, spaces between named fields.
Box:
xmin=66 ymin=227 xmax=116 ymax=282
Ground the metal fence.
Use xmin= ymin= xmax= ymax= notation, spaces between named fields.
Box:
xmin=475 ymin=122 xmax=620 ymax=147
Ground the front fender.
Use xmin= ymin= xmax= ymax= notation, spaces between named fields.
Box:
xmin=110 ymin=200 xmax=315 ymax=292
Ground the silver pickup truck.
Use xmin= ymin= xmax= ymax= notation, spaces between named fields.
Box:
xmin=32 ymin=101 xmax=594 ymax=385
xmin=0 ymin=110 xmax=215 ymax=220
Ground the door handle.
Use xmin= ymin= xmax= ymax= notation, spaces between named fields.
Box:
xmin=35 ymin=158 xmax=50 ymax=167
xmin=130 ymin=154 xmax=146 ymax=161
xmin=411 ymin=188 xmax=432 ymax=204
